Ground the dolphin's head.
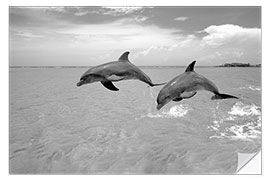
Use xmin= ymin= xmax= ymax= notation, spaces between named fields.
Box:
xmin=76 ymin=76 xmax=91 ymax=87
xmin=76 ymin=78 xmax=87 ymax=86
xmin=77 ymin=74 xmax=103 ymax=87
xmin=156 ymin=87 xmax=174 ymax=110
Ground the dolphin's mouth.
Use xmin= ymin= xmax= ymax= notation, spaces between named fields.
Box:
xmin=156 ymin=103 xmax=164 ymax=110
xmin=77 ymin=80 xmax=84 ymax=87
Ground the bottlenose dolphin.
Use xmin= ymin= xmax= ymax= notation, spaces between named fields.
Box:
xmin=156 ymin=61 xmax=238 ymax=110
xmin=77 ymin=51 xmax=165 ymax=91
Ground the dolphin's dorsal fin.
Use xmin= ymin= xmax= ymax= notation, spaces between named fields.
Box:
xmin=185 ymin=61 xmax=196 ymax=72
xmin=118 ymin=51 xmax=130 ymax=61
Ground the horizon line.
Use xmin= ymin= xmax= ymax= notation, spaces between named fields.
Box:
xmin=9 ymin=65 xmax=261 ymax=68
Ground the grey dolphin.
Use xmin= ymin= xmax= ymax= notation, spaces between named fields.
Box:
xmin=156 ymin=61 xmax=238 ymax=110
xmin=77 ymin=51 xmax=165 ymax=91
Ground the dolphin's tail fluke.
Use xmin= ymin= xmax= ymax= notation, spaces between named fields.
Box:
xmin=211 ymin=93 xmax=238 ymax=100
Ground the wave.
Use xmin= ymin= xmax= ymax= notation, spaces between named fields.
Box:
xmin=228 ymin=102 xmax=261 ymax=117
xmin=240 ymin=85 xmax=261 ymax=91
xmin=209 ymin=102 xmax=261 ymax=141
xmin=146 ymin=104 xmax=191 ymax=118
xmin=226 ymin=123 xmax=261 ymax=140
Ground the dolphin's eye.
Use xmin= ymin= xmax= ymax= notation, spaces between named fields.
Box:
xmin=80 ymin=75 xmax=91 ymax=81
xmin=80 ymin=77 xmax=87 ymax=81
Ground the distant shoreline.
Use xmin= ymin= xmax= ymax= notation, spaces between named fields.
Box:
xmin=215 ymin=62 xmax=261 ymax=67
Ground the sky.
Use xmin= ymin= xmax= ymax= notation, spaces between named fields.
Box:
xmin=9 ymin=6 xmax=261 ymax=66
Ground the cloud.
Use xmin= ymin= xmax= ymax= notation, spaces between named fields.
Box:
xmin=132 ymin=34 xmax=199 ymax=65
xmin=197 ymin=24 xmax=261 ymax=65
xmin=199 ymin=49 xmax=244 ymax=61
xmin=132 ymin=24 xmax=261 ymax=66
xmin=134 ymin=16 xmax=148 ymax=22
xmin=74 ymin=11 xmax=89 ymax=16
xmin=139 ymin=46 xmax=171 ymax=56
xmin=73 ymin=7 xmax=97 ymax=16
xmin=10 ymin=14 xmax=185 ymax=66
xmin=95 ymin=7 xmax=144 ymax=16
xmin=174 ymin=16 xmax=188 ymax=21
xmin=10 ymin=7 xmax=261 ymax=66
xmin=202 ymin=24 xmax=261 ymax=48
xmin=43 ymin=7 xmax=69 ymax=14
xmin=13 ymin=30 xmax=44 ymax=39
xmin=72 ymin=7 xmax=145 ymax=17
xmin=53 ymin=18 xmax=180 ymax=50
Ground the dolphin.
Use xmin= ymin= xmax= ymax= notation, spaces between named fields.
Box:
xmin=77 ymin=51 xmax=165 ymax=91
xmin=156 ymin=61 xmax=238 ymax=110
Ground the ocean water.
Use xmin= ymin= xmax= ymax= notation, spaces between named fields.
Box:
xmin=9 ymin=67 xmax=261 ymax=174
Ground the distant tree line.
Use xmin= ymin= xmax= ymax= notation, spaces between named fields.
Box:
xmin=216 ymin=63 xmax=261 ymax=67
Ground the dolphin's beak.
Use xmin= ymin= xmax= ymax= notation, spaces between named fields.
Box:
xmin=156 ymin=97 xmax=171 ymax=110
xmin=156 ymin=103 xmax=164 ymax=110
xmin=77 ymin=80 xmax=84 ymax=87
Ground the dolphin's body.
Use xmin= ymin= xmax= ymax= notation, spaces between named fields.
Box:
xmin=156 ymin=61 xmax=238 ymax=110
xmin=77 ymin=51 xmax=165 ymax=91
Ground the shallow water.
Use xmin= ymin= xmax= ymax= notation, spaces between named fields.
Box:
xmin=9 ymin=67 xmax=261 ymax=174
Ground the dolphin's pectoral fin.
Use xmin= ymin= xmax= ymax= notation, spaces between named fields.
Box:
xmin=181 ymin=91 xmax=197 ymax=99
xmin=172 ymin=97 xmax=183 ymax=102
xmin=101 ymin=81 xmax=119 ymax=91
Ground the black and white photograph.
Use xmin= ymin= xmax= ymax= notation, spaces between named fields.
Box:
xmin=9 ymin=6 xmax=261 ymax=174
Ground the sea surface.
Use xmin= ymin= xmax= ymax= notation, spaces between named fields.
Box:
xmin=9 ymin=67 xmax=261 ymax=174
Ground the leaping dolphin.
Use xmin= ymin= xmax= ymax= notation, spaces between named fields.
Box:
xmin=77 ymin=51 xmax=165 ymax=91
xmin=156 ymin=61 xmax=238 ymax=110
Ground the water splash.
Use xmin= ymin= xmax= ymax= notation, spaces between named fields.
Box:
xmin=226 ymin=123 xmax=261 ymax=140
xmin=209 ymin=102 xmax=261 ymax=141
xmin=228 ymin=102 xmax=261 ymax=117
xmin=146 ymin=104 xmax=191 ymax=118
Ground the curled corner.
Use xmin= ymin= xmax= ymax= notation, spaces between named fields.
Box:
xmin=237 ymin=151 xmax=261 ymax=174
